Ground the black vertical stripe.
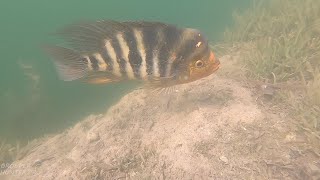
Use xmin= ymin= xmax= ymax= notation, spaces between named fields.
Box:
xmin=176 ymin=37 xmax=197 ymax=63
xmin=142 ymin=26 xmax=158 ymax=76
xmin=158 ymin=25 xmax=182 ymax=77
xmin=171 ymin=39 xmax=195 ymax=75
xmin=158 ymin=48 xmax=168 ymax=77
xmin=100 ymin=47 xmax=113 ymax=72
xmin=110 ymin=38 xmax=127 ymax=77
xmin=88 ymin=55 xmax=99 ymax=71
xmin=125 ymin=29 xmax=142 ymax=79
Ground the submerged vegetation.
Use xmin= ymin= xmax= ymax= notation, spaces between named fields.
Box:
xmin=221 ymin=0 xmax=320 ymax=139
xmin=0 ymin=139 xmax=20 ymax=168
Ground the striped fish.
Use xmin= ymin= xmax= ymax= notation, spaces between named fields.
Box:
xmin=44 ymin=20 xmax=220 ymax=89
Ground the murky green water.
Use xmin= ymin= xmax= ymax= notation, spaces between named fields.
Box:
xmin=0 ymin=0 xmax=251 ymax=142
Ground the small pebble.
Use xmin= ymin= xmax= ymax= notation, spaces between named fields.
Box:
xmin=87 ymin=132 xmax=100 ymax=143
xmin=220 ymin=156 xmax=229 ymax=164
xmin=284 ymin=133 xmax=296 ymax=142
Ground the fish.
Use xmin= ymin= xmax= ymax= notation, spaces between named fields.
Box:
xmin=43 ymin=20 xmax=220 ymax=90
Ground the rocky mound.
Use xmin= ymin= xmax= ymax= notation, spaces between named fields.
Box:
xmin=2 ymin=56 xmax=319 ymax=180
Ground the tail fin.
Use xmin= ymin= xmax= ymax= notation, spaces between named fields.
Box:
xmin=43 ymin=45 xmax=88 ymax=81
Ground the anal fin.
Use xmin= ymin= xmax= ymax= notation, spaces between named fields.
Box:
xmin=85 ymin=77 xmax=116 ymax=84
xmin=81 ymin=71 xmax=121 ymax=85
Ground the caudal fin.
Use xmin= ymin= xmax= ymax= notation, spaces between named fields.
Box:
xmin=43 ymin=45 xmax=88 ymax=81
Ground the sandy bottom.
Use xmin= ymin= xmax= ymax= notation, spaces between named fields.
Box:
xmin=1 ymin=56 xmax=320 ymax=180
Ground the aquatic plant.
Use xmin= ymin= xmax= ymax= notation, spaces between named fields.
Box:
xmin=0 ymin=139 xmax=20 ymax=167
xmin=223 ymin=0 xmax=320 ymax=139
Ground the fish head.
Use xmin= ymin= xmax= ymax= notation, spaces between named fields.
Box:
xmin=176 ymin=32 xmax=220 ymax=84
xmin=187 ymin=49 xmax=220 ymax=81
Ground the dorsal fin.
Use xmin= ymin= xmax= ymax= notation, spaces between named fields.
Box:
xmin=56 ymin=20 xmax=128 ymax=52
xmin=55 ymin=20 xmax=169 ymax=53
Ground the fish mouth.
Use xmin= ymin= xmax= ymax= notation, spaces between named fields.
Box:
xmin=209 ymin=51 xmax=220 ymax=72
xmin=212 ymin=58 xmax=220 ymax=72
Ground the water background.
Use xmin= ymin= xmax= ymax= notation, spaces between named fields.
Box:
xmin=0 ymin=0 xmax=251 ymax=142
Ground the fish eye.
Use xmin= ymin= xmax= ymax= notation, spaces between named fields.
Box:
xmin=195 ymin=60 xmax=204 ymax=68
